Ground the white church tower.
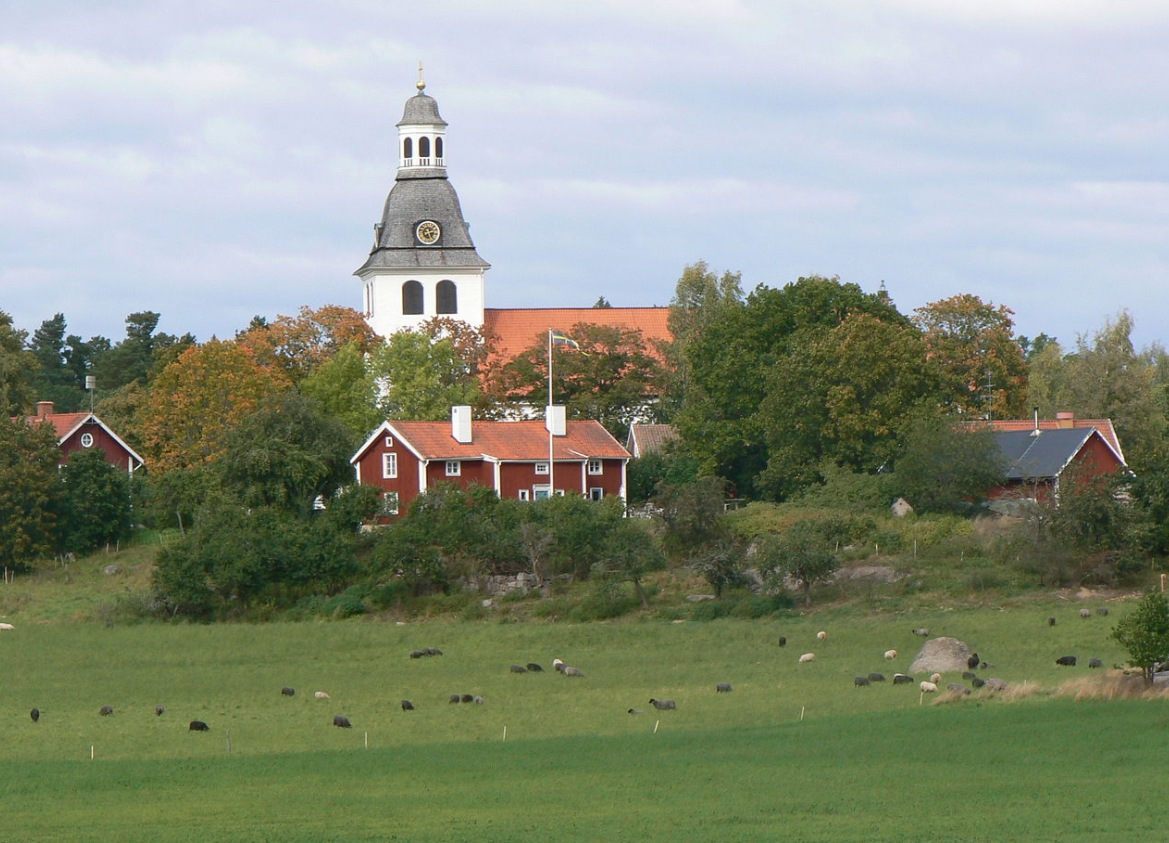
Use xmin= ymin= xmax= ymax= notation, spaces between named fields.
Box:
xmin=356 ymin=68 xmax=490 ymax=337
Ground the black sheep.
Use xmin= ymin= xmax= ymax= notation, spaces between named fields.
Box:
xmin=1055 ymin=655 xmax=1077 ymax=666
xmin=971 ymin=677 xmax=986 ymax=689
xmin=716 ymin=682 xmax=733 ymax=693
xmin=867 ymin=673 xmax=886 ymax=683
xmin=892 ymin=674 xmax=914 ymax=685
xmin=155 ymin=704 xmax=165 ymax=717
xmin=401 ymin=699 xmax=415 ymax=711
xmin=509 ymin=664 xmax=528 ymax=673
xmin=525 ymin=663 xmax=544 ymax=672
xmin=854 ymin=676 xmax=871 ymax=687
xmin=962 ymin=671 xmax=978 ymax=680
xmin=281 ymin=686 xmax=296 ymax=696
xmin=333 ymin=715 xmax=352 ymax=728
xmin=99 ymin=705 xmax=114 ymax=716
xmin=778 ymin=636 xmax=787 ymax=647
xmin=30 ymin=708 xmax=39 ymax=723
xmin=449 ymin=694 xmax=461 ymax=704
xmin=1088 ymin=658 xmax=1104 ymax=669
xmin=188 ymin=720 xmax=210 ymax=732
xmin=1047 ymin=616 xmax=1057 ymax=627
xmin=461 ymin=694 xmax=474 ymax=703
xmin=967 ymin=653 xmax=980 ymax=670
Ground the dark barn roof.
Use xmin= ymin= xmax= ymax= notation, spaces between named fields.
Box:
xmin=995 ymin=428 xmax=1099 ymax=480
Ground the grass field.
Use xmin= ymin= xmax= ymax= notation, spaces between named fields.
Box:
xmin=0 ymin=605 xmax=1160 ymax=841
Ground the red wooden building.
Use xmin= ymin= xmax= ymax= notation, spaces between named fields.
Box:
xmin=350 ymin=406 xmax=630 ymax=516
xmin=17 ymin=401 xmax=144 ymax=474
xmin=987 ymin=426 xmax=1126 ymax=504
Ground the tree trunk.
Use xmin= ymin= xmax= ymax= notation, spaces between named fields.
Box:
xmin=633 ymin=578 xmax=649 ymax=609
xmin=803 ymin=580 xmax=811 ymax=607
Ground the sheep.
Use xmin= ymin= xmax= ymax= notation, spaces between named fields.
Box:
xmin=967 ymin=653 xmax=980 ymax=670
xmin=509 ymin=664 xmax=528 ymax=673
xmin=947 ymin=683 xmax=971 ymax=695
xmin=333 ymin=715 xmax=352 ymax=728
xmin=1055 ymin=655 xmax=1077 ymax=667
xmin=155 ymin=704 xmax=165 ymax=717
xmin=552 ymin=658 xmax=564 ymax=670
xmin=526 ymin=663 xmax=544 ymax=672
xmin=99 ymin=705 xmax=114 ymax=716
xmin=919 ymin=681 xmax=937 ymax=693
xmin=649 ymin=698 xmax=677 ymax=710
xmin=778 ymin=636 xmax=787 ymax=647
xmin=715 ymin=682 xmax=733 ymax=693
xmin=401 ymin=700 xmax=415 ymax=711
xmin=473 ymin=696 xmax=484 ymax=705
xmin=883 ymin=649 xmax=898 ymax=660
xmin=423 ymin=647 xmax=443 ymax=656
xmin=816 ymin=630 xmax=827 ymax=642
xmin=798 ymin=653 xmax=816 ymax=664
xmin=1096 ymin=607 xmax=1110 ymax=616
xmin=868 ymin=673 xmax=886 ymax=683
xmin=449 ymin=694 xmax=461 ymax=704
xmin=314 ymin=691 xmax=331 ymax=700
xmin=962 ymin=671 xmax=978 ymax=680
xmin=409 ymin=650 xmax=425 ymax=659
xmin=461 ymin=694 xmax=474 ymax=703
xmin=1080 ymin=608 xmax=1092 ymax=619
xmin=188 ymin=720 xmax=210 ymax=731
xmin=1047 ymin=616 xmax=1057 ymax=626
xmin=892 ymin=673 xmax=914 ymax=685
xmin=985 ymin=678 xmax=1008 ymax=691
xmin=281 ymin=686 xmax=296 ymax=697
xmin=930 ymin=673 xmax=942 ymax=684
xmin=1089 ymin=658 xmax=1104 ymax=669
xmin=562 ymin=666 xmax=585 ymax=677
xmin=912 ymin=627 xmax=930 ymax=636
xmin=554 ymin=663 xmax=567 ymax=674
xmin=30 ymin=708 xmax=39 ymax=723
xmin=970 ymin=677 xmax=986 ymax=689
xmin=854 ymin=676 xmax=871 ymax=687
xmin=627 ymin=708 xmax=644 ymax=715
xmin=0 ymin=622 xmax=14 ymax=631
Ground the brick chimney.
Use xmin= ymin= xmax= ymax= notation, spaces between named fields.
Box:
xmin=1056 ymin=412 xmax=1075 ymax=429
xmin=35 ymin=400 xmax=54 ymax=418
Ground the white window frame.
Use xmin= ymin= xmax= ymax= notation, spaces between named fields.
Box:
xmin=534 ymin=462 xmax=550 ymax=475
xmin=445 ymin=460 xmax=461 ymax=477
xmin=533 ymin=485 xmax=551 ymax=500
xmin=382 ymin=452 xmax=398 ymax=479
xmin=384 ymin=435 xmax=394 ymax=447
xmin=587 ymin=458 xmax=603 ymax=476
xmin=80 ymin=432 xmax=94 ymax=448
xmin=589 ymin=487 xmax=604 ymax=501
xmin=518 ymin=489 xmax=530 ymax=501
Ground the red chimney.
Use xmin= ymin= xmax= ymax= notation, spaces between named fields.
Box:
xmin=35 ymin=400 xmax=54 ymax=418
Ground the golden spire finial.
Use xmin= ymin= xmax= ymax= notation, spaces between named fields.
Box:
xmin=416 ymin=61 xmax=426 ymax=92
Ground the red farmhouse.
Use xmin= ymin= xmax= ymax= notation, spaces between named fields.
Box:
xmin=350 ymin=406 xmax=630 ymax=516
xmin=18 ymin=400 xmax=144 ymax=474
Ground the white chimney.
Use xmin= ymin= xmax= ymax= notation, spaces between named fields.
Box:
xmin=451 ymin=405 xmax=473 ymax=443
xmin=545 ymin=405 xmax=566 ymax=437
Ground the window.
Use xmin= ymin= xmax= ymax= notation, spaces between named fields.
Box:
xmin=533 ymin=486 xmax=551 ymax=500
xmin=435 ymin=137 xmax=443 ymax=158
xmin=384 ymin=435 xmax=394 ymax=447
xmin=80 ymin=433 xmax=94 ymax=448
xmin=419 ymin=136 xmax=430 ymax=158
xmin=403 ymin=137 xmax=413 ymax=159
xmin=518 ymin=489 xmax=530 ymax=501
xmin=589 ymin=488 xmax=604 ymax=502
xmin=436 ymin=280 xmax=457 ymax=314
xmin=381 ymin=492 xmax=400 ymax=516
xmin=534 ymin=462 xmax=549 ymax=475
xmin=445 ymin=461 xmax=461 ymax=477
xmin=587 ymin=459 xmax=603 ymax=476
xmin=382 ymin=452 xmax=398 ymax=479
xmin=402 ymin=280 xmax=423 ymax=315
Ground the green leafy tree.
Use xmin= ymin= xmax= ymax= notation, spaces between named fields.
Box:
xmin=369 ymin=329 xmax=486 ymax=420
xmin=889 ymin=415 xmax=1006 ymax=513
xmin=913 ymin=294 xmax=1028 ymax=419
xmin=758 ymin=520 xmax=841 ymax=607
xmin=596 ymin=518 xmax=665 ymax=608
xmin=58 ymin=448 xmax=133 ymax=555
xmin=655 ymin=476 xmax=729 ymax=560
xmin=689 ymin=538 xmax=750 ymax=598
xmin=300 ymin=341 xmax=381 ymax=438
xmin=218 ymin=392 xmax=355 ymax=517
xmin=626 ymin=447 xmax=700 ymax=505
xmin=1112 ymin=591 xmax=1169 ymax=685
xmin=0 ymin=417 xmax=63 ymax=568
xmin=0 ymin=309 xmax=37 ymax=416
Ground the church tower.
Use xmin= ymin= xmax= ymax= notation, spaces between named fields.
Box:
xmin=356 ymin=69 xmax=490 ymax=337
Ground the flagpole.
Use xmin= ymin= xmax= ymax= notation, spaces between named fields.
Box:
xmin=547 ymin=328 xmax=554 ymax=497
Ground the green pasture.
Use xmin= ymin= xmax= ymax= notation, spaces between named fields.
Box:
xmin=0 ymin=609 xmax=1157 ymax=841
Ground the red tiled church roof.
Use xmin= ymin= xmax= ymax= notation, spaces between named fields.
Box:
xmin=367 ymin=419 xmax=630 ymax=462
xmin=483 ymin=307 xmax=672 ymax=363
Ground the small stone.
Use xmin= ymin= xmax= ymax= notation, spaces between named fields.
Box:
xmin=103 ymin=565 xmax=119 ymax=576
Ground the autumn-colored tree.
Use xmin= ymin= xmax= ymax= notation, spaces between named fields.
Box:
xmin=139 ymin=340 xmax=290 ymax=473
xmin=913 ymin=294 xmax=1028 ymax=419
xmin=498 ymin=322 xmax=664 ymax=438
xmin=238 ymin=304 xmax=381 ymax=383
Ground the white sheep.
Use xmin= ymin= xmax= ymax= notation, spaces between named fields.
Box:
xmin=930 ymin=672 xmax=942 ymax=684
xmin=919 ymin=681 xmax=937 ymax=693
xmin=0 ymin=623 xmax=14 ymax=631
xmin=883 ymin=649 xmax=897 ymax=660
xmin=798 ymin=652 xmax=816 ymax=664
xmin=816 ymin=631 xmax=827 ymax=641
xmin=314 ymin=691 xmax=331 ymax=700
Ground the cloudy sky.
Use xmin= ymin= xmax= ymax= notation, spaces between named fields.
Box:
xmin=2 ymin=0 xmax=1167 ymax=350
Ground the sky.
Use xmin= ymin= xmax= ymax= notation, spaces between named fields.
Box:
xmin=2 ymin=0 xmax=1167 ymax=351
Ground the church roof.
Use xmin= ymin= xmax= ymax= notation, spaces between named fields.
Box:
xmin=483 ymin=307 xmax=672 ymax=362
xmin=397 ymin=92 xmax=447 ymax=127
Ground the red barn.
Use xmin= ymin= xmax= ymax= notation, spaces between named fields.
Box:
xmin=350 ymin=406 xmax=630 ymax=516
xmin=988 ymin=426 xmax=1126 ymax=504
xmin=17 ymin=401 xmax=144 ymax=474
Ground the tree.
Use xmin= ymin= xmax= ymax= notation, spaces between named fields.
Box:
xmin=913 ymin=294 xmax=1028 ymax=419
xmin=0 ymin=309 xmax=37 ymax=416
xmin=58 ymin=448 xmax=133 ymax=555
xmin=655 ymin=476 xmax=729 ymax=559
xmin=28 ymin=313 xmax=85 ymax=412
xmin=1112 ymin=591 xmax=1169 ymax=685
xmin=596 ymin=518 xmax=665 ymax=608
xmin=499 ymin=322 xmax=664 ymax=438
xmin=757 ymin=313 xmax=939 ymax=500
xmin=689 ymin=538 xmax=750 ymax=598
xmin=679 ymin=275 xmax=908 ymax=497
xmin=889 ymin=415 xmax=1006 ymax=513
xmin=300 ymin=341 xmax=381 ymax=438
xmin=91 ymin=311 xmax=163 ymax=390
xmin=369 ymin=330 xmax=485 ymax=420
xmin=0 ymin=417 xmax=63 ymax=568
xmin=758 ymin=521 xmax=841 ymax=607
xmin=238 ymin=304 xmax=381 ymax=383
xmin=218 ymin=392 xmax=356 ymax=517
xmin=139 ymin=339 xmax=290 ymax=473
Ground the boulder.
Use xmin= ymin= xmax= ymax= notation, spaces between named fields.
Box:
xmin=909 ymin=637 xmax=975 ymax=674
xmin=891 ymin=498 xmax=914 ymax=518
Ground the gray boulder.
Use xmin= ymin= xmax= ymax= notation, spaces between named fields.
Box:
xmin=909 ymin=637 xmax=975 ymax=674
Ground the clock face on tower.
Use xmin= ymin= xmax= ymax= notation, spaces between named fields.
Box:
xmin=415 ymin=220 xmax=441 ymax=245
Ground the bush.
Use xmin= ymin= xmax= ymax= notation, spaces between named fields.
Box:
xmin=322 ymin=592 xmax=367 ymax=618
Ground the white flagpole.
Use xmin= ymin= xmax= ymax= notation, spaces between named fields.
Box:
xmin=547 ymin=328 xmax=554 ymax=497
